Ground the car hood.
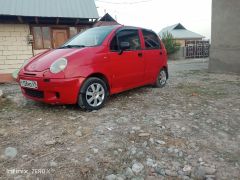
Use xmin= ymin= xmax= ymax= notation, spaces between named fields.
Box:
xmin=25 ymin=48 xmax=83 ymax=72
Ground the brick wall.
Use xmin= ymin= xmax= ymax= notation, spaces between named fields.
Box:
xmin=0 ymin=24 xmax=33 ymax=74
xmin=33 ymin=49 xmax=48 ymax=56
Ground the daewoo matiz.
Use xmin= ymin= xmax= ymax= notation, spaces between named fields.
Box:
xmin=17 ymin=25 xmax=168 ymax=110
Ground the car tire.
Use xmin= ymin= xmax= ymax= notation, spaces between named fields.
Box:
xmin=155 ymin=68 xmax=167 ymax=88
xmin=78 ymin=77 xmax=108 ymax=110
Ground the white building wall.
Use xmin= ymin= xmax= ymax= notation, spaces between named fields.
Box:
xmin=0 ymin=24 xmax=33 ymax=74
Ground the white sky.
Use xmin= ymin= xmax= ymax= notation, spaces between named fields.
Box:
xmin=95 ymin=0 xmax=212 ymax=39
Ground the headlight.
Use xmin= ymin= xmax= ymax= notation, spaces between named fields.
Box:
xmin=50 ymin=58 xmax=68 ymax=74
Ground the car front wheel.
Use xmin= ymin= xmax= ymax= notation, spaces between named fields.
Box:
xmin=155 ymin=69 xmax=167 ymax=88
xmin=78 ymin=77 xmax=108 ymax=110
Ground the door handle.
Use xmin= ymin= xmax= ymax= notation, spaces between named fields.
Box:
xmin=138 ymin=52 xmax=143 ymax=57
xmin=160 ymin=51 xmax=163 ymax=55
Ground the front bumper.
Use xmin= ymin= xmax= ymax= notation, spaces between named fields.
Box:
xmin=18 ymin=75 xmax=85 ymax=104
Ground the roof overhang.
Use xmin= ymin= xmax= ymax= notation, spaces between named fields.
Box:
xmin=0 ymin=15 xmax=97 ymax=25
xmin=0 ymin=0 xmax=99 ymax=19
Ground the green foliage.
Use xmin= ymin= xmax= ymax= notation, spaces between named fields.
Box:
xmin=161 ymin=31 xmax=180 ymax=55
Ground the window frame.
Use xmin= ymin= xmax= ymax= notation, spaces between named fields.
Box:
xmin=142 ymin=29 xmax=161 ymax=50
xmin=109 ymin=33 xmax=119 ymax=52
xmin=109 ymin=28 xmax=142 ymax=52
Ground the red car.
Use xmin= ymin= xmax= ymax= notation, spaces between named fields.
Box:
xmin=17 ymin=25 xmax=168 ymax=110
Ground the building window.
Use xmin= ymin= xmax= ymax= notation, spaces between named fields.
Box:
xmin=32 ymin=27 xmax=52 ymax=49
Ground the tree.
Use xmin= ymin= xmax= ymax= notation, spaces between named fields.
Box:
xmin=161 ymin=32 xmax=180 ymax=55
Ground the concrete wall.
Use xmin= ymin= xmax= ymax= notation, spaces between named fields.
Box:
xmin=0 ymin=24 xmax=33 ymax=74
xmin=209 ymin=0 xmax=240 ymax=74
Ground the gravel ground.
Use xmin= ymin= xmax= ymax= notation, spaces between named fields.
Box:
xmin=0 ymin=59 xmax=239 ymax=180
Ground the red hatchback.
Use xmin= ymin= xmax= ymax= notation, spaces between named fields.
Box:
xmin=17 ymin=25 xmax=168 ymax=110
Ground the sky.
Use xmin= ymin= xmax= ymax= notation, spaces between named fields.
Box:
xmin=95 ymin=0 xmax=212 ymax=39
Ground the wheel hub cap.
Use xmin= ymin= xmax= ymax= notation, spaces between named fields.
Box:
xmin=86 ymin=83 xmax=105 ymax=107
xmin=159 ymin=70 xmax=167 ymax=85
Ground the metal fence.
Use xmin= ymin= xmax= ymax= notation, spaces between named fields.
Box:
xmin=185 ymin=40 xmax=210 ymax=58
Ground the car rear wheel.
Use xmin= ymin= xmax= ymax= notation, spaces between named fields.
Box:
xmin=155 ymin=69 xmax=167 ymax=88
xmin=78 ymin=77 xmax=108 ymax=110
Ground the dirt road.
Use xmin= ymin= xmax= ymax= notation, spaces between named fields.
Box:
xmin=0 ymin=59 xmax=239 ymax=180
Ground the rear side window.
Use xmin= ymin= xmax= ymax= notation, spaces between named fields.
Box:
xmin=142 ymin=30 xmax=161 ymax=49
xmin=110 ymin=29 xmax=141 ymax=51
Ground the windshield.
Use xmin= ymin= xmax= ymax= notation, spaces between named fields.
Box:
xmin=61 ymin=26 xmax=117 ymax=48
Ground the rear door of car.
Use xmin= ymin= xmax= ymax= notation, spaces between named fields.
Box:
xmin=108 ymin=28 xmax=145 ymax=92
xmin=141 ymin=29 xmax=165 ymax=82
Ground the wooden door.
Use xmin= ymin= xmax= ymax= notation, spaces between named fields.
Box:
xmin=52 ymin=29 xmax=68 ymax=48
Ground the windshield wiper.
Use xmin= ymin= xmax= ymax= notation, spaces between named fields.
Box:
xmin=58 ymin=45 xmax=86 ymax=49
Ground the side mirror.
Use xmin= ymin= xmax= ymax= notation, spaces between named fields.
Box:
xmin=120 ymin=42 xmax=130 ymax=50
xmin=119 ymin=42 xmax=130 ymax=55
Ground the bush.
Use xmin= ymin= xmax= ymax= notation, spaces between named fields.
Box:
xmin=161 ymin=32 xmax=180 ymax=55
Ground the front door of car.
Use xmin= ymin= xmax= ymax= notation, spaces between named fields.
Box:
xmin=108 ymin=29 xmax=144 ymax=91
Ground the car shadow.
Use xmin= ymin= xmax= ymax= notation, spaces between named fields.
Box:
xmin=16 ymin=85 xmax=154 ymax=112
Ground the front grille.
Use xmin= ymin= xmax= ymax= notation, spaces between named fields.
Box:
xmin=24 ymin=88 xmax=44 ymax=99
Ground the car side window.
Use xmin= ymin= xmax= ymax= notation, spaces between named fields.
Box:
xmin=110 ymin=35 xmax=119 ymax=51
xmin=110 ymin=29 xmax=141 ymax=51
xmin=142 ymin=29 xmax=161 ymax=49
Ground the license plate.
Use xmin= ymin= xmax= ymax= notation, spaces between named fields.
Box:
xmin=20 ymin=79 xmax=38 ymax=89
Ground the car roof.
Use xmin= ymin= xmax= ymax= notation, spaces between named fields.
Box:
xmin=90 ymin=25 xmax=157 ymax=35
xmin=114 ymin=25 xmax=156 ymax=33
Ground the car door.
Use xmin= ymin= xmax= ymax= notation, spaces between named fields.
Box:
xmin=141 ymin=29 xmax=165 ymax=82
xmin=108 ymin=28 xmax=145 ymax=92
